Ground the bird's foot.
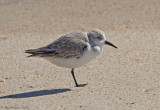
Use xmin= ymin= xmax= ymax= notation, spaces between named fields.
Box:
xmin=75 ymin=83 xmax=88 ymax=87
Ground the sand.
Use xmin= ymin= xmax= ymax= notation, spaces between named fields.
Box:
xmin=0 ymin=0 xmax=160 ymax=109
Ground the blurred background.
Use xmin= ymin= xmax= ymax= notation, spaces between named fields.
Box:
xmin=0 ymin=0 xmax=160 ymax=109
xmin=0 ymin=0 xmax=160 ymax=34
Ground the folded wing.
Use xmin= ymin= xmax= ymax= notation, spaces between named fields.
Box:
xmin=25 ymin=32 xmax=89 ymax=58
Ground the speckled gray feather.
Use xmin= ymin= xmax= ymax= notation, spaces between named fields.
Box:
xmin=25 ymin=32 xmax=89 ymax=58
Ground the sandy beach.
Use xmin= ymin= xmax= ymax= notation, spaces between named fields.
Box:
xmin=0 ymin=0 xmax=160 ymax=109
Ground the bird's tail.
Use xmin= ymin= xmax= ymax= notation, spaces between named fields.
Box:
xmin=25 ymin=47 xmax=57 ymax=57
xmin=25 ymin=49 xmax=40 ymax=57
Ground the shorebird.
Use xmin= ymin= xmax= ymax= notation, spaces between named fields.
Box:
xmin=25 ymin=29 xmax=117 ymax=87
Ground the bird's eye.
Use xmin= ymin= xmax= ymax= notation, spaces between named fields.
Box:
xmin=97 ymin=36 xmax=102 ymax=40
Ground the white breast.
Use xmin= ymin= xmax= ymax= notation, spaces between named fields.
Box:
xmin=44 ymin=45 xmax=102 ymax=68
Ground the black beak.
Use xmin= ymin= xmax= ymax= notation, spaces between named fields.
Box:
xmin=105 ymin=41 xmax=117 ymax=49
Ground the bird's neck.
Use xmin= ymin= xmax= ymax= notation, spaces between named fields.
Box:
xmin=88 ymin=35 xmax=96 ymax=47
xmin=88 ymin=38 xmax=103 ymax=48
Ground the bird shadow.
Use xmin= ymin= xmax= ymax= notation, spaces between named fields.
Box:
xmin=0 ymin=88 xmax=71 ymax=99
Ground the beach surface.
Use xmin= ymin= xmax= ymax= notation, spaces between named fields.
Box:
xmin=0 ymin=0 xmax=160 ymax=109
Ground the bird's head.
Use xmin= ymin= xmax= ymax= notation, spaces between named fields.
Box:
xmin=88 ymin=29 xmax=117 ymax=48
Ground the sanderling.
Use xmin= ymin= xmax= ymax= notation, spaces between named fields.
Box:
xmin=25 ymin=29 xmax=117 ymax=87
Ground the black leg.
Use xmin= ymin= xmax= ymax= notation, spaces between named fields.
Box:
xmin=71 ymin=68 xmax=78 ymax=86
xmin=71 ymin=68 xmax=87 ymax=87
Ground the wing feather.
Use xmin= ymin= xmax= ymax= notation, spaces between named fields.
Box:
xmin=25 ymin=32 xmax=89 ymax=58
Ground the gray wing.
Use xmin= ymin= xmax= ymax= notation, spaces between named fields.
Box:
xmin=25 ymin=32 xmax=89 ymax=58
